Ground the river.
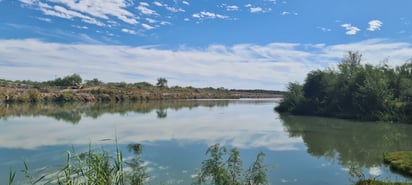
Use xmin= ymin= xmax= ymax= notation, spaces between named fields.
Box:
xmin=0 ymin=99 xmax=411 ymax=184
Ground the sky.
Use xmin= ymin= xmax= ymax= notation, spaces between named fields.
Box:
xmin=1 ymin=0 xmax=412 ymax=90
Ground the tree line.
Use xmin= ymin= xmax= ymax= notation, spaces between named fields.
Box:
xmin=275 ymin=51 xmax=412 ymax=123
xmin=0 ymin=74 xmax=170 ymax=89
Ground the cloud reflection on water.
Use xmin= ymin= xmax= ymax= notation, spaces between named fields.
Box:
xmin=0 ymin=100 xmax=302 ymax=151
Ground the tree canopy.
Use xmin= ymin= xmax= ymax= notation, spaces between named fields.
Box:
xmin=156 ymin=77 xmax=168 ymax=88
xmin=275 ymin=51 xmax=412 ymax=123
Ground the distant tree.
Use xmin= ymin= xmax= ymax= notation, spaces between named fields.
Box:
xmin=156 ymin=78 xmax=168 ymax=88
xmin=134 ymin=82 xmax=153 ymax=88
xmin=47 ymin=74 xmax=82 ymax=87
xmin=85 ymin=78 xmax=103 ymax=86
xmin=63 ymin=74 xmax=82 ymax=86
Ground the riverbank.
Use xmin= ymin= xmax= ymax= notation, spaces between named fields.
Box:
xmin=0 ymin=84 xmax=282 ymax=103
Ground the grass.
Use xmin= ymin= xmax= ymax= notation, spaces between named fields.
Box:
xmin=384 ymin=151 xmax=412 ymax=177
xmin=8 ymin=143 xmax=270 ymax=185
xmin=8 ymin=143 xmax=148 ymax=185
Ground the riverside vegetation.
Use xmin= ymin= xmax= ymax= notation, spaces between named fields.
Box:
xmin=275 ymin=51 xmax=412 ymax=124
xmin=8 ymin=143 xmax=269 ymax=185
xmin=0 ymin=75 xmax=281 ymax=103
xmin=276 ymin=51 xmax=412 ymax=184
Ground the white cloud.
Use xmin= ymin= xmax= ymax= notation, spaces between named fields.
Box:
xmin=72 ymin=25 xmax=88 ymax=29
xmin=281 ymin=11 xmax=290 ymax=15
xmin=368 ymin=20 xmax=383 ymax=31
xmin=137 ymin=4 xmax=159 ymax=16
xmin=19 ymin=0 xmax=139 ymax=25
xmin=160 ymin=21 xmax=171 ymax=25
xmin=368 ymin=166 xmax=382 ymax=177
xmin=139 ymin=2 xmax=150 ymax=7
xmin=317 ymin=26 xmax=331 ymax=32
xmin=141 ymin=23 xmax=155 ymax=30
xmin=192 ymin=11 xmax=229 ymax=20
xmin=182 ymin=1 xmax=189 ymax=5
xmin=153 ymin=1 xmax=163 ymax=7
xmin=281 ymin=11 xmax=298 ymax=16
xmin=146 ymin=18 xmax=157 ymax=24
xmin=1 ymin=39 xmax=412 ymax=90
xmin=121 ymin=28 xmax=137 ymax=34
xmin=250 ymin=6 xmax=272 ymax=13
xmin=226 ymin=5 xmax=239 ymax=11
xmin=250 ymin=7 xmax=263 ymax=13
xmin=165 ymin=6 xmax=185 ymax=13
xmin=245 ymin=4 xmax=252 ymax=8
xmin=341 ymin=23 xmax=360 ymax=35
xmin=36 ymin=17 xmax=52 ymax=22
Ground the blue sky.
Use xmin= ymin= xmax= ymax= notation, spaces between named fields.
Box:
xmin=1 ymin=0 xmax=412 ymax=90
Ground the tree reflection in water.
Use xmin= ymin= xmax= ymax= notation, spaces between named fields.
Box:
xmin=279 ymin=114 xmax=412 ymax=176
xmin=0 ymin=100 xmax=232 ymax=124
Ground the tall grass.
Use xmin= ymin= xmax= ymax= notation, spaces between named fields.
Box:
xmin=8 ymin=143 xmax=147 ymax=185
xmin=8 ymin=143 xmax=269 ymax=185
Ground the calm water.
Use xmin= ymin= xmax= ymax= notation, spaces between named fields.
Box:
xmin=1 ymin=99 xmax=412 ymax=184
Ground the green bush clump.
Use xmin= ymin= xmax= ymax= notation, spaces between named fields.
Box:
xmin=384 ymin=151 xmax=412 ymax=177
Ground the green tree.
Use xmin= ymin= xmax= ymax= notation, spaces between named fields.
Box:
xmin=275 ymin=82 xmax=304 ymax=114
xmin=275 ymin=51 xmax=412 ymax=122
xmin=85 ymin=78 xmax=103 ymax=86
xmin=156 ymin=78 xmax=168 ymax=88
xmin=47 ymin=74 xmax=82 ymax=87
xmin=134 ymin=82 xmax=153 ymax=88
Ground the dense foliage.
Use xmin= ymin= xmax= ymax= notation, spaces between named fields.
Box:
xmin=276 ymin=51 xmax=412 ymax=123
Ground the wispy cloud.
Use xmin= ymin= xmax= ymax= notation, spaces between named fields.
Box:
xmin=137 ymin=2 xmax=159 ymax=16
xmin=153 ymin=1 xmax=163 ymax=7
xmin=141 ymin=23 xmax=155 ymax=30
xmin=341 ymin=23 xmax=360 ymax=35
xmin=164 ymin=6 xmax=185 ymax=13
xmin=368 ymin=20 xmax=383 ymax=31
xmin=36 ymin=17 xmax=52 ymax=22
xmin=225 ymin=5 xmax=239 ymax=11
xmin=317 ymin=26 xmax=331 ymax=32
xmin=250 ymin=7 xmax=263 ymax=13
xmin=19 ymin=0 xmax=139 ymax=25
xmin=192 ymin=11 xmax=229 ymax=20
xmin=281 ymin=11 xmax=298 ymax=16
xmin=121 ymin=28 xmax=137 ymax=35
xmin=2 ymin=39 xmax=412 ymax=90
xmin=249 ymin=6 xmax=272 ymax=13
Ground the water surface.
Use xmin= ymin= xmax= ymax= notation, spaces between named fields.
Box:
xmin=1 ymin=99 xmax=412 ymax=184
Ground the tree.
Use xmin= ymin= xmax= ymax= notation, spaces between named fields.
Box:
xmin=156 ymin=77 xmax=168 ymax=88
xmin=275 ymin=82 xmax=304 ymax=114
xmin=85 ymin=78 xmax=103 ymax=86
xmin=47 ymin=74 xmax=82 ymax=87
